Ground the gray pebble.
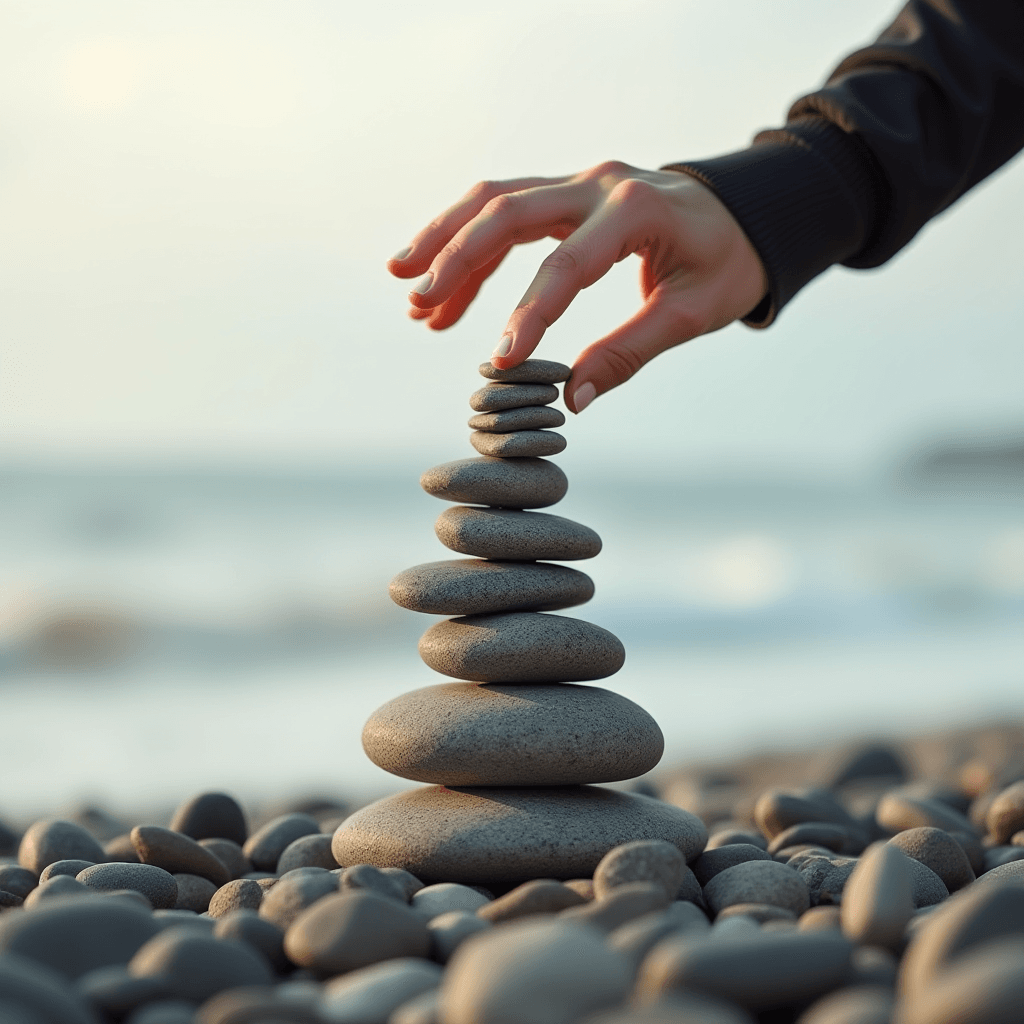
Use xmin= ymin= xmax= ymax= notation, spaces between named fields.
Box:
xmin=411 ymin=883 xmax=489 ymax=918
xmin=0 ymin=890 xmax=23 ymax=910
xmin=22 ymin=874 xmax=89 ymax=908
xmin=129 ymin=827 xmax=229 ymax=888
xmin=0 ymin=952 xmax=99 ymax=1024
xmin=875 ymin=792 xmax=975 ymax=837
xmin=754 ymin=791 xmax=861 ymax=841
xmin=168 ymin=792 xmax=247 ymax=847
xmin=977 ymin=858 xmax=1024 ymax=885
xmin=716 ymin=903 xmax=796 ymax=925
xmin=983 ymin=844 xmax=1024 ymax=870
xmin=794 ymin=856 xmax=859 ymax=906
xmin=767 ymin=823 xmax=860 ymax=857
xmin=103 ymin=835 xmax=139 ymax=864
xmin=848 ymin=945 xmax=898 ymax=987
xmin=197 ymin=839 xmax=250 ymax=881
xmin=839 ymin=842 xmax=913 ymax=950
xmin=0 ymin=866 xmax=37 ymax=900
xmin=207 ymin=879 xmax=264 ymax=918
xmin=705 ymin=829 xmax=768 ymax=851
xmin=77 ymin=964 xmax=168 ymax=1021
xmin=827 ymin=743 xmax=909 ymax=788
xmin=18 ymin=821 xmax=106 ymax=875
xmin=420 ymin=457 xmax=567 ymax=509
xmin=798 ymin=906 xmax=843 ymax=932
xmin=105 ymin=890 xmax=154 ymax=911
xmin=469 ymin=405 xmax=565 ymax=433
xmin=905 ymin=856 xmax=949 ymax=907
xmin=390 ymin=989 xmax=440 ymax=1024
xmin=242 ymin=814 xmax=320 ymax=873
xmin=594 ymin=840 xmax=685 ymax=901
xmin=797 ymin=985 xmax=894 ymax=1024
xmin=339 ymin=864 xmax=408 ymax=903
xmin=562 ymin=881 xmax=671 ymax=933
xmin=889 ymin=826 xmax=975 ymax=891
xmin=379 ymin=867 xmax=425 ymax=901
xmin=703 ymin=861 xmax=810 ymax=918
xmin=469 ymin=382 xmax=558 ymax=412
xmin=435 ymin=505 xmax=600 ymax=562
xmin=693 ymin=845 xmax=772 ymax=887
xmin=564 ymin=878 xmax=595 ymax=900
xmin=124 ymin=1000 xmax=195 ymax=1024
xmin=477 ymin=880 xmax=586 ymax=924
xmin=391 ymin=558 xmax=593 ymax=616
xmin=276 ymin=834 xmax=338 ymax=874
xmin=478 ymin=358 xmax=571 ymax=383
xmin=37 ymin=861 xmax=94 ymax=885
xmin=470 ymin=429 xmax=565 ymax=458
xmin=363 ymin=682 xmax=659 ymax=786
xmin=321 ymin=957 xmax=442 ymax=1023
xmin=258 ymin=870 xmax=338 ymax=930
xmin=77 ymin=864 xmax=177 ymax=910
xmin=427 ymin=910 xmax=491 ymax=963
xmin=152 ymin=909 xmax=214 ymax=933
xmin=606 ymin=901 xmax=710 ymax=971
xmin=172 ymin=874 xmax=215 ymax=913
xmin=213 ymin=908 xmax=289 ymax=974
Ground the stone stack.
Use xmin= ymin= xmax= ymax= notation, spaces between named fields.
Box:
xmin=332 ymin=359 xmax=706 ymax=885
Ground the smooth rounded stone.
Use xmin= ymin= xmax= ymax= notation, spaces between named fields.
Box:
xmin=212 ymin=909 xmax=289 ymax=974
xmin=391 ymin=989 xmax=440 ymax=1024
xmin=703 ymin=861 xmax=810 ymax=918
xmin=0 ymin=894 xmax=159 ymax=981
xmin=718 ymin=903 xmax=797 ymax=925
xmin=607 ymin=902 xmax=710 ymax=970
xmin=636 ymin=929 xmax=853 ymax=1012
xmin=564 ymin=878 xmax=595 ymax=901
xmin=768 ymin=823 xmax=860 ymax=857
xmin=840 ymin=843 xmax=913 ymax=950
xmin=77 ymin=964 xmax=168 ymax=1021
xmin=128 ymin=928 xmax=271 ymax=1004
xmin=242 ymin=814 xmax=320 ymax=873
xmin=875 ymin=792 xmax=975 ymax=837
xmin=0 ymin=867 xmax=37 ymax=900
xmin=420 ymin=457 xmax=567 ymax=509
xmin=848 ymin=946 xmax=898 ymax=988
xmin=22 ymin=875 xmax=89 ymax=908
xmin=332 ymin=787 xmax=707 ymax=885
xmin=77 ymin=864 xmax=177 ymax=910
xmin=37 ymin=861 xmax=94 ymax=885
xmin=477 ymin=880 xmax=586 ymax=924
xmin=0 ymin=890 xmax=23 ymax=910
xmin=478 ymin=358 xmax=571 ymax=384
xmin=776 ymin=845 xmax=834 ymax=864
xmin=977 ymin=858 xmax=1024 ymax=884
xmin=258 ymin=871 xmax=338 ymax=930
xmin=363 ymin=682 xmax=659 ymax=787
xmin=905 ymin=857 xmax=948 ymax=907
xmin=197 ymin=839 xmax=250 ymax=881
xmin=127 ymin=828 xmax=228 ymax=889
xmin=754 ymin=791 xmax=861 ymax=841
xmin=440 ymin=917 xmax=631 ymax=1024
xmin=469 ymin=405 xmax=566 ymax=434
xmin=799 ymin=906 xmax=843 ymax=932
xmin=469 ymin=429 xmax=566 ymax=459
xmin=794 ymin=856 xmax=859 ymax=907
xmin=284 ymin=890 xmax=430 ymax=977
xmin=705 ymin=830 xmax=768 ymax=852
xmin=827 ymin=743 xmax=910 ymax=789
xmin=207 ymin=879 xmax=264 ymax=918
xmin=469 ymin=382 xmax=559 ymax=413
xmin=379 ymin=867 xmax=425 ymax=901
xmin=274 ymin=834 xmax=337 ymax=875
xmin=888 ymin=826 xmax=975 ymax=892
xmin=594 ymin=841 xmax=685 ymax=902
xmin=104 ymin=835 xmax=139 ymax=864
xmin=411 ymin=883 xmax=489 ymax=918
xmin=18 ymin=821 xmax=106 ymax=876
xmin=322 ymin=957 xmax=442 ymax=1024
xmin=171 ymin=874 xmax=215 ymax=913
xmin=562 ymin=882 xmax=671 ymax=933
xmin=435 ymin=506 xmax=601 ymax=563
xmin=692 ymin=845 xmax=772 ymax=888
xmin=168 ymin=793 xmax=247 ymax=847
xmin=196 ymin=987 xmax=323 ymax=1024
xmin=427 ymin=910 xmax=491 ymax=963
xmin=339 ymin=864 xmax=409 ymax=903
xmin=124 ymin=1000 xmax=195 ymax=1024
xmin=108 ymin=890 xmax=156 ymax=912
xmin=797 ymin=985 xmax=894 ymax=1024
xmin=589 ymin=993 xmax=757 ymax=1024
xmin=0 ymin=952 xmax=100 ymax=1024
xmin=392 ymin=559 xmax=593 ymax=616
xmin=983 ymin=844 xmax=1024 ymax=870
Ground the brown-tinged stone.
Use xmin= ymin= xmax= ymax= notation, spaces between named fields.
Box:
xmin=207 ymin=879 xmax=265 ymax=919
xmin=478 ymin=359 xmax=571 ymax=384
xmin=427 ymin=910 xmax=491 ymax=964
xmin=692 ymin=845 xmax=772 ymax=887
xmin=888 ymin=826 xmax=975 ymax=891
xmin=798 ymin=906 xmax=842 ymax=932
xmin=561 ymin=882 xmax=671 ymax=933
xmin=18 ymin=820 xmax=106 ymax=875
xmin=197 ymin=838 xmax=250 ymax=880
xmin=985 ymin=780 xmax=1024 ymax=844
xmin=840 ymin=842 xmax=913 ymax=950
xmin=754 ymin=791 xmax=861 ymax=841
xmin=564 ymin=878 xmax=595 ymax=900
xmin=172 ymin=874 xmax=216 ymax=913
xmin=875 ymin=792 xmax=975 ymax=837
xmin=168 ymin=793 xmax=247 ymax=847
xmin=242 ymin=814 xmax=320 ymax=873
xmin=593 ymin=841 xmax=685 ymax=901
xmin=716 ymin=903 xmax=796 ymax=925
xmin=130 ymin=827 xmax=229 ymax=887
xmin=420 ymin=457 xmax=567 ymax=509
xmin=477 ymin=880 xmax=585 ymax=923
xmin=703 ymin=861 xmax=810 ymax=918
xmin=469 ymin=405 xmax=566 ymax=433
xmin=469 ymin=429 xmax=566 ymax=458
xmin=435 ymin=505 xmax=601 ymax=562
xmin=767 ymin=823 xmax=860 ymax=857
xmin=797 ymin=985 xmax=894 ymax=1024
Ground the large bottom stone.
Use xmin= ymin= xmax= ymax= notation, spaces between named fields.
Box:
xmin=331 ymin=787 xmax=707 ymax=885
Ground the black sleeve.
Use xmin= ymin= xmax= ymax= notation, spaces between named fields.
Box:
xmin=662 ymin=0 xmax=1024 ymax=327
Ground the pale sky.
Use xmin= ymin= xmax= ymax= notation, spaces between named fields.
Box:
xmin=1 ymin=0 xmax=1021 ymax=475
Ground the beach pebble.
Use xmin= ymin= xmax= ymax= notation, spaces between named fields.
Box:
xmin=22 ymin=875 xmax=89 ymax=908
xmin=0 ymin=867 xmax=37 ymax=900
xmin=703 ymin=861 xmax=810 ymax=918
xmin=77 ymin=964 xmax=168 ymax=1021
xmin=977 ymin=857 xmax=1024 ymax=884
xmin=590 ymin=993 xmax=757 ymax=1024
xmin=983 ymin=845 xmax=1024 ymax=870
xmin=767 ymin=823 xmax=859 ymax=856
xmin=196 ymin=987 xmax=323 ymax=1024
xmin=0 ymin=952 xmax=99 ymax=1024
xmin=796 ymin=985 xmax=894 ymax=1024
xmin=322 ymin=957 xmax=442 ymax=1024
xmin=875 ymin=792 xmax=975 ymax=836
xmin=905 ymin=857 xmax=948 ymax=907
xmin=18 ymin=821 xmax=106 ymax=876
xmin=427 ymin=910 xmax=491 ymax=963
xmin=258 ymin=870 xmax=338 ymax=930
xmin=421 ymin=457 xmax=568 ymax=509
xmin=171 ymin=874 xmax=215 ymax=913
xmin=284 ymin=890 xmax=430 ymax=976
xmin=562 ymin=882 xmax=671 ymax=933
xmin=77 ymin=864 xmax=177 ymax=910
xmin=130 ymin=827 xmax=230 ymax=888
xmin=716 ymin=903 xmax=796 ymax=925
xmin=435 ymin=506 xmax=601 ymax=563
xmin=469 ymin=405 xmax=566 ymax=433
xmin=125 ymin=1000 xmax=195 ymax=1024
xmin=104 ymin=834 xmax=139 ymax=863
xmin=594 ymin=841 xmax=685 ymax=901
xmin=242 ymin=814 xmax=320 ymax=873
xmin=168 ymin=792 xmax=247 ymax=847
xmin=339 ymin=864 xmax=409 ymax=903
xmin=207 ymin=879 xmax=264 ymax=918
xmin=332 ymin=786 xmax=706 ymax=885
xmin=692 ymin=845 xmax=772 ymax=887
xmin=439 ymin=918 xmax=631 ymax=1024
xmin=607 ymin=901 xmax=710 ymax=969
xmin=705 ymin=829 xmax=768 ymax=852
xmin=888 ymin=826 xmax=975 ymax=891
xmin=275 ymin=834 xmax=337 ymax=874
xmin=197 ymin=838 xmax=250 ymax=880
xmin=754 ymin=791 xmax=860 ymax=840
xmin=363 ymin=682 xmax=659 ymax=786
xmin=0 ymin=890 xmax=23 ymax=910
xmin=794 ymin=856 xmax=859 ymax=906
xmin=478 ymin=358 xmax=571 ymax=384
xmin=839 ymin=842 xmax=913 ymax=950
xmin=379 ymin=867 xmax=425 ymax=901
xmin=827 ymin=743 xmax=910 ymax=788
xmin=469 ymin=382 xmax=559 ymax=412
xmin=391 ymin=559 xmax=593 ymax=616
xmin=477 ymin=880 xmax=586 ymax=924
xmin=564 ymin=878 xmax=595 ymax=900
xmin=390 ymin=989 xmax=440 ymax=1024
xmin=469 ymin=429 xmax=566 ymax=458
xmin=412 ymin=883 xmax=489 ymax=917
xmin=212 ymin=909 xmax=289 ymax=974
xmin=37 ymin=861 xmax=93 ymax=885
xmin=152 ymin=909 xmax=214 ymax=933
xmin=799 ymin=906 xmax=843 ymax=932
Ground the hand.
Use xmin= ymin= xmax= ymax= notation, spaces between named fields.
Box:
xmin=387 ymin=160 xmax=767 ymax=412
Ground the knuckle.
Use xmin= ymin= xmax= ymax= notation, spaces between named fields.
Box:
xmin=586 ymin=159 xmax=630 ymax=180
xmin=539 ymin=247 xmax=583 ymax=278
xmin=608 ymin=177 xmax=657 ymax=207
xmin=483 ymin=192 xmax=519 ymax=222
xmin=468 ymin=180 xmax=498 ymax=202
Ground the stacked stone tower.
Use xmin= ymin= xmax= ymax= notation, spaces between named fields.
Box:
xmin=332 ymin=359 xmax=705 ymax=885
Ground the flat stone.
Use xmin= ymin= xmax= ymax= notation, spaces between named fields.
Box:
xmin=470 ymin=429 xmax=566 ymax=458
xmin=469 ymin=406 xmax=566 ymax=433
xmin=390 ymin=560 xmax=592 ymax=616
xmin=418 ymin=613 xmax=624 ymax=684
xmin=477 ymin=880 xmax=585 ymax=924
xmin=411 ymin=883 xmax=490 ymax=918
xmin=421 ymin=457 xmax=567 ymax=509
xmin=331 ymin=786 xmax=707 ymax=885
xmin=479 ymin=359 xmax=571 ymax=384
xmin=434 ymin=506 xmax=601 ymax=561
xmin=38 ymin=860 xmax=94 ymax=884
xmin=362 ymin=683 xmax=661 ymax=786
xmin=469 ymin=382 xmax=558 ymax=412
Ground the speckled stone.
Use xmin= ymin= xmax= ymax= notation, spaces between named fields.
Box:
xmin=242 ymin=813 xmax=321 ymax=872
xmin=469 ymin=406 xmax=566 ymax=434
xmin=889 ymin=826 xmax=976 ymax=892
xmin=130 ymin=826 xmax=230 ymax=887
xmin=18 ymin=819 xmax=106 ymax=874
xmin=331 ymin=786 xmax=707 ymax=885
xmin=77 ymin=863 xmax=178 ymax=910
xmin=169 ymin=792 xmax=248 ymax=847
xmin=362 ymin=683 xmax=662 ymax=786
xmin=421 ymin=457 xmax=567 ymax=509
xmin=479 ymin=359 xmax=571 ymax=384
xmin=702 ymin=860 xmax=810 ymax=918
xmin=390 ymin=560 xmax=593 ymax=616
xmin=434 ymin=506 xmax=601 ymax=561
xmin=470 ymin=429 xmax=566 ymax=458
xmin=469 ymin=382 xmax=558 ymax=413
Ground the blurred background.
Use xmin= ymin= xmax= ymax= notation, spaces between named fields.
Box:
xmin=0 ymin=0 xmax=1021 ymax=817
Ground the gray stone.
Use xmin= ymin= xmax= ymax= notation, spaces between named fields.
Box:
xmin=590 ymin=994 xmax=755 ymax=1024
xmin=469 ymin=382 xmax=558 ymax=412
xmin=983 ymin=844 xmax=1024 ymax=870
xmin=0 ymin=952 xmax=99 ymax=1024
xmin=242 ymin=814 xmax=320 ymax=872
xmin=426 ymin=910 xmax=490 ymax=964
xmin=848 ymin=945 xmax=898 ymax=987
xmin=797 ymin=985 xmax=894 ymax=1024
xmin=168 ymin=792 xmax=247 ymax=847
xmin=391 ymin=559 xmax=593 ymax=616
xmin=18 ymin=821 xmax=106 ymax=875
xmin=0 ymin=866 xmax=37 ymax=899
xmin=125 ymin=1000 xmax=195 ymax=1024
xmin=705 ymin=829 xmax=768 ymax=851
xmin=276 ymin=834 xmax=337 ymax=874
xmin=477 ymin=880 xmax=586 ymax=924
xmin=321 ymin=958 xmax=442 ymax=1024
xmin=411 ymin=883 xmax=489 ymax=917
xmin=207 ymin=878 xmax=264 ymax=919
xmin=379 ymin=867 xmax=425 ymax=901
xmin=767 ymin=823 xmax=860 ymax=857
xmin=0 ymin=890 xmax=23 ymax=910
xmin=875 ymin=792 xmax=975 ymax=837
xmin=259 ymin=870 xmax=338 ymax=930
xmin=390 ymin=990 xmax=440 ymax=1024
xmin=986 ymin=780 xmax=1024 ymax=844
xmin=977 ymin=858 xmax=1024 ymax=885
xmin=606 ymin=902 xmax=710 ymax=970
xmin=754 ymin=791 xmax=862 ymax=841
xmin=840 ymin=842 xmax=913 ymax=950
xmin=22 ymin=875 xmax=89 ymax=908
xmin=197 ymin=838 xmax=250 ymax=880
xmin=693 ymin=845 xmax=773 ymax=887
xmin=469 ymin=406 xmax=565 ymax=433
xmin=362 ymin=682 xmax=660 ymax=786
xmin=715 ymin=903 xmax=796 ymax=925
xmin=435 ymin=506 xmax=601 ymax=562
xmin=594 ymin=841 xmax=685 ymax=901
xmin=703 ymin=861 xmax=810 ymax=918
xmin=77 ymin=864 xmax=177 ymax=910
xmin=889 ymin=827 xmax=975 ymax=892
xmin=469 ymin=429 xmax=566 ymax=458
xmin=562 ymin=882 xmax=671 ymax=933
xmin=338 ymin=863 xmax=408 ymax=903
xmin=130 ymin=827 xmax=229 ymax=887
xmin=77 ymin=964 xmax=168 ymax=1022
xmin=103 ymin=835 xmax=139 ymax=864
xmin=421 ymin=457 xmax=567 ymax=509
xmin=794 ymin=856 xmax=858 ymax=906
xmin=172 ymin=874 xmax=215 ymax=913
xmin=37 ymin=861 xmax=93 ymax=884
xmin=212 ymin=909 xmax=289 ymax=974
xmin=478 ymin=359 xmax=571 ymax=384
xmin=905 ymin=857 xmax=949 ymax=907
xmin=333 ymin=786 xmax=707 ymax=885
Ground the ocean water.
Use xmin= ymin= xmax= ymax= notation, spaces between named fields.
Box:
xmin=1 ymin=461 xmax=1022 ymax=816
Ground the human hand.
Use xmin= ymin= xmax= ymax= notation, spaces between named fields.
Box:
xmin=387 ymin=160 xmax=767 ymax=412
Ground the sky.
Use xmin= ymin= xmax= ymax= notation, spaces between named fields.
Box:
xmin=0 ymin=0 xmax=1021 ymax=477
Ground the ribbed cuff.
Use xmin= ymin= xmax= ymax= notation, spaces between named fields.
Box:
xmin=662 ymin=118 xmax=880 ymax=327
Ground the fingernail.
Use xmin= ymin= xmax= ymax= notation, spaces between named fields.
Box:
xmin=409 ymin=272 xmax=433 ymax=296
xmin=573 ymin=382 xmax=597 ymax=413
xmin=492 ymin=333 xmax=514 ymax=359
xmin=391 ymin=246 xmax=412 ymax=262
